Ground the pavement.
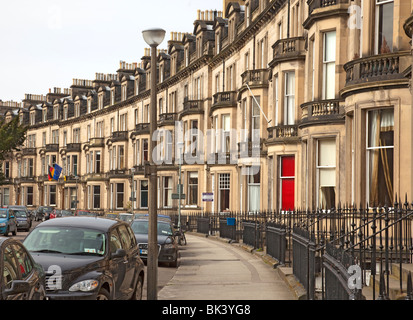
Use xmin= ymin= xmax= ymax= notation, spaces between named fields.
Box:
xmin=158 ymin=232 xmax=305 ymax=300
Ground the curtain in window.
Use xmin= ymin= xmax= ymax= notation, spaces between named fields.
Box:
xmin=368 ymin=109 xmax=394 ymax=206
xmin=318 ymin=139 xmax=336 ymax=209
xmin=248 ymin=171 xmax=260 ymax=212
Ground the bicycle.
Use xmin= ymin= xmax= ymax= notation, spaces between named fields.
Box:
xmin=176 ymin=227 xmax=187 ymax=246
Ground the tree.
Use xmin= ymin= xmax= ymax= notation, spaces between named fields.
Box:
xmin=0 ymin=116 xmax=28 ymax=161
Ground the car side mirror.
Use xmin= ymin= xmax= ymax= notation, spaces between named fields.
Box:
xmin=4 ymin=280 xmax=30 ymax=296
xmin=111 ymin=248 xmax=126 ymax=259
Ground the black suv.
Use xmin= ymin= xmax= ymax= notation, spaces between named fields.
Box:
xmin=23 ymin=217 xmax=145 ymax=300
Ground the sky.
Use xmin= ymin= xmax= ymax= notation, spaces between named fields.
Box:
xmin=0 ymin=0 xmax=223 ymax=102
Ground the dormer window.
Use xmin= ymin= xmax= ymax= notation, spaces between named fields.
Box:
xmin=246 ymin=4 xmax=250 ymax=27
xmin=159 ymin=64 xmax=164 ymax=82
xmin=197 ymin=36 xmax=202 ymax=58
xmin=43 ymin=109 xmax=47 ymax=122
xmin=121 ymin=84 xmax=127 ymax=101
xmin=111 ymin=90 xmax=115 ymax=105
xmin=63 ymin=106 xmax=68 ymax=120
xmin=74 ymin=103 xmax=80 ymax=117
xmin=53 ymin=106 xmax=59 ymax=120
xmin=98 ymin=95 xmax=103 ymax=109
xmin=185 ymin=48 xmax=190 ymax=66
xmin=87 ymin=99 xmax=91 ymax=113
xmin=30 ymin=113 xmax=35 ymax=125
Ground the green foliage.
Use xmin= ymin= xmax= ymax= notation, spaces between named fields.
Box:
xmin=0 ymin=116 xmax=28 ymax=161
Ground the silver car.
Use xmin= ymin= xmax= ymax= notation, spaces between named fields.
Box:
xmin=9 ymin=207 xmax=32 ymax=232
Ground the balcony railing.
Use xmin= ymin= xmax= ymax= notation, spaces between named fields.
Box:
xmin=158 ymin=113 xmax=177 ymax=126
xmin=308 ymin=0 xmax=349 ymax=14
xmin=22 ymin=148 xmax=36 ymax=155
xmin=300 ymin=99 xmax=344 ymax=127
xmin=267 ymin=125 xmax=299 ymax=143
xmin=111 ymin=131 xmax=128 ymax=142
xmin=241 ymin=69 xmax=269 ymax=87
xmin=88 ymin=137 xmax=105 ymax=148
xmin=180 ymin=99 xmax=204 ymax=119
xmin=211 ymin=91 xmax=237 ymax=114
xmin=270 ymin=37 xmax=306 ymax=66
xmin=65 ymin=143 xmax=81 ymax=152
xmin=45 ymin=144 xmax=59 ymax=153
xmin=343 ymin=51 xmax=410 ymax=88
xmin=134 ymin=123 xmax=150 ymax=135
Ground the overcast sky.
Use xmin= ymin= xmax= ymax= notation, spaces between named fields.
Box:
xmin=0 ymin=0 xmax=223 ymax=102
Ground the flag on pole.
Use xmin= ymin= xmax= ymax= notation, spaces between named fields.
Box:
xmin=48 ymin=165 xmax=54 ymax=181
xmin=48 ymin=164 xmax=63 ymax=181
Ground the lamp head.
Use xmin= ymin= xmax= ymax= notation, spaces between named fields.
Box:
xmin=142 ymin=28 xmax=166 ymax=47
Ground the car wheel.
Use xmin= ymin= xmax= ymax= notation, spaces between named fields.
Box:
xmin=131 ymin=276 xmax=143 ymax=300
xmin=96 ymin=287 xmax=110 ymax=300
xmin=4 ymin=226 xmax=9 ymax=237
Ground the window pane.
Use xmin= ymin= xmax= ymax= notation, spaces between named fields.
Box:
xmin=324 ymin=31 xmax=336 ymax=62
xmin=318 ymin=139 xmax=336 ymax=167
xmin=377 ymin=1 xmax=393 ymax=53
xmin=367 ymin=108 xmax=394 ymax=206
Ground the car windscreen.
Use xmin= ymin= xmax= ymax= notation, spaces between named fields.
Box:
xmin=0 ymin=211 xmax=7 ymax=218
xmin=13 ymin=210 xmax=27 ymax=218
xmin=131 ymin=220 xmax=173 ymax=236
xmin=23 ymin=226 xmax=106 ymax=256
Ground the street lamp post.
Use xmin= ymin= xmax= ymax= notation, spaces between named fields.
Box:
xmin=130 ymin=167 xmax=135 ymax=216
xmin=142 ymin=27 xmax=165 ymax=301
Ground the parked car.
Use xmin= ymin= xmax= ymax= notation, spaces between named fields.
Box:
xmin=0 ymin=237 xmax=46 ymax=300
xmin=34 ymin=206 xmax=54 ymax=221
xmin=6 ymin=206 xmax=32 ymax=231
xmin=50 ymin=210 xmax=74 ymax=219
xmin=6 ymin=205 xmax=33 ymax=221
xmin=23 ymin=217 xmax=145 ymax=300
xmin=105 ymin=213 xmax=119 ymax=220
xmin=130 ymin=218 xmax=179 ymax=267
xmin=12 ymin=209 xmax=31 ymax=232
xmin=0 ymin=208 xmax=17 ymax=236
xmin=118 ymin=213 xmax=133 ymax=224
xmin=75 ymin=210 xmax=97 ymax=217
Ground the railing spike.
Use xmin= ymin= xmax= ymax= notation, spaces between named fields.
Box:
xmin=406 ymin=272 xmax=413 ymax=300
xmin=377 ymin=272 xmax=390 ymax=300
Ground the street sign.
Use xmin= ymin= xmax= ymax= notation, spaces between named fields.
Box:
xmin=177 ymin=184 xmax=183 ymax=193
xmin=202 ymin=192 xmax=214 ymax=202
xmin=172 ymin=193 xmax=185 ymax=200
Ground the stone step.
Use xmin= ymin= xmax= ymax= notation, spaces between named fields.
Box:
xmin=366 ymin=272 xmax=408 ymax=300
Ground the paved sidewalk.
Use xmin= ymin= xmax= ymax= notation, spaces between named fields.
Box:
xmin=158 ymin=234 xmax=296 ymax=300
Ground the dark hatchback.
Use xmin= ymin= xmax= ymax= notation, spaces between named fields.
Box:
xmin=131 ymin=218 xmax=179 ymax=267
xmin=0 ymin=237 xmax=46 ymax=300
xmin=23 ymin=217 xmax=145 ymax=300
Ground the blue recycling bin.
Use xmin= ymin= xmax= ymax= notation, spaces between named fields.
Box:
xmin=227 ymin=217 xmax=236 ymax=226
